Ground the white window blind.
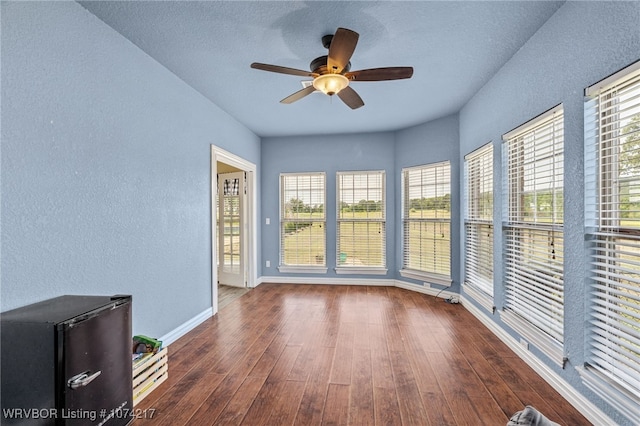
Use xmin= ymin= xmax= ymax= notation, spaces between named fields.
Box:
xmin=280 ymin=173 xmax=326 ymax=268
xmin=584 ymin=60 xmax=640 ymax=408
xmin=464 ymin=143 xmax=494 ymax=305
xmin=502 ymin=106 xmax=564 ymax=363
xmin=337 ymin=171 xmax=386 ymax=270
xmin=402 ymin=162 xmax=451 ymax=279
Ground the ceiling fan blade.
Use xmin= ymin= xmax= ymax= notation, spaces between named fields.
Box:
xmin=337 ymin=86 xmax=364 ymax=110
xmin=327 ymin=28 xmax=359 ymax=74
xmin=346 ymin=67 xmax=414 ymax=81
xmin=280 ymin=85 xmax=317 ymax=104
xmin=251 ymin=62 xmax=317 ymax=77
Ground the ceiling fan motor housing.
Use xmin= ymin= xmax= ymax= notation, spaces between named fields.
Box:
xmin=310 ymin=55 xmax=351 ymax=75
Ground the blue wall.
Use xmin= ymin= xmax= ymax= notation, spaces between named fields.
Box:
xmin=261 ymin=132 xmax=396 ymax=278
xmin=1 ymin=2 xmax=261 ymax=338
xmin=395 ymin=114 xmax=461 ymax=290
xmin=459 ymin=2 xmax=640 ymax=424
xmin=260 ymin=115 xmax=460 ymax=289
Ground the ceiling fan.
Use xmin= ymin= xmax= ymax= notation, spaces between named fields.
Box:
xmin=251 ymin=27 xmax=414 ymax=110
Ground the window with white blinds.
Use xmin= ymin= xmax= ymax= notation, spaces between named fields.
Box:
xmin=280 ymin=173 xmax=326 ymax=271
xmin=582 ymin=60 xmax=640 ymax=416
xmin=464 ymin=143 xmax=494 ymax=309
xmin=336 ymin=171 xmax=386 ymax=273
xmin=502 ymin=106 xmax=564 ymax=364
xmin=401 ymin=162 xmax=451 ymax=282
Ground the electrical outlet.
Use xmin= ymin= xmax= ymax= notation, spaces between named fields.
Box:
xmin=519 ymin=338 xmax=529 ymax=350
xmin=265 ymin=217 xmax=270 ymax=225
xmin=266 ymin=260 xmax=270 ymax=268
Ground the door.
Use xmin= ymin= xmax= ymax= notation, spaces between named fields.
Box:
xmin=61 ymin=300 xmax=132 ymax=426
xmin=218 ymin=172 xmax=245 ymax=287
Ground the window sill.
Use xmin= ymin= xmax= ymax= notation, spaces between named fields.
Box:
xmin=500 ymin=309 xmax=565 ymax=368
xmin=335 ymin=267 xmax=388 ymax=275
xmin=399 ymin=269 xmax=452 ymax=287
xmin=462 ymin=282 xmax=494 ymax=313
xmin=576 ymin=365 xmax=640 ymax=424
xmin=278 ymin=266 xmax=327 ymax=274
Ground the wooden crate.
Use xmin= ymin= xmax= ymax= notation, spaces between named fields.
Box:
xmin=132 ymin=347 xmax=168 ymax=406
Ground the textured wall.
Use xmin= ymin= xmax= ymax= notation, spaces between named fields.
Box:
xmin=1 ymin=2 xmax=260 ymax=338
xmin=395 ymin=114 xmax=461 ymax=290
xmin=459 ymin=2 xmax=640 ymax=424
xmin=260 ymin=132 xmax=396 ymax=278
xmin=260 ymin=115 xmax=461 ymax=288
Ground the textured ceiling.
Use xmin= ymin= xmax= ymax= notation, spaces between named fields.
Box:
xmin=79 ymin=1 xmax=565 ymax=138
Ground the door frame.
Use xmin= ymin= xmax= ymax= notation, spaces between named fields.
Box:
xmin=211 ymin=145 xmax=257 ymax=314
xmin=217 ymin=171 xmax=245 ymax=288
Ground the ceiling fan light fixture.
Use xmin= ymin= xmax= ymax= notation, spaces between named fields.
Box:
xmin=313 ymin=74 xmax=349 ymax=96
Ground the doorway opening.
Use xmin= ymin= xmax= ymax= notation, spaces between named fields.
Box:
xmin=211 ymin=146 xmax=257 ymax=314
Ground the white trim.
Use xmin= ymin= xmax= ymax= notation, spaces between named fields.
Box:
xmin=464 ymin=141 xmax=493 ymax=161
xmin=335 ymin=267 xmax=388 ymax=275
xmin=401 ymin=160 xmax=450 ymax=173
xmin=257 ymin=277 xmax=456 ymax=300
xmin=394 ymin=279 xmax=456 ymax=299
xmin=399 ymin=269 xmax=452 ymax=287
xmin=461 ymin=282 xmax=494 ymax=313
xmin=278 ymin=266 xmax=328 ymax=274
xmin=502 ymin=104 xmax=563 ymax=141
xmin=585 ymin=59 xmax=640 ymax=97
xmin=260 ymin=276 xmax=392 ymax=286
xmin=252 ymin=279 xmax=263 ymax=288
xmin=462 ymin=295 xmax=615 ymax=426
xmin=279 ymin=172 xmax=327 ymax=269
xmin=500 ymin=309 xmax=565 ymax=368
xmin=576 ymin=366 xmax=640 ymax=424
xmin=158 ymin=307 xmax=213 ymax=347
xmin=336 ymin=170 xmax=387 ymax=271
xmin=211 ymin=145 xmax=258 ymax=313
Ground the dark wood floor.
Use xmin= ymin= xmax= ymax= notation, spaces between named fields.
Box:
xmin=218 ymin=284 xmax=250 ymax=310
xmin=133 ymin=284 xmax=591 ymax=425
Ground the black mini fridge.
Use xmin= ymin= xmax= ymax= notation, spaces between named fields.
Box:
xmin=1 ymin=295 xmax=133 ymax=425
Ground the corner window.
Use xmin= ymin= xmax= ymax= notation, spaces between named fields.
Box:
xmin=401 ymin=162 xmax=451 ymax=285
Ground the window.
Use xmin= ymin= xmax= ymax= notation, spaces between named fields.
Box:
xmin=401 ymin=162 xmax=451 ymax=285
xmin=336 ymin=171 xmax=386 ymax=274
xmin=581 ymin=60 xmax=640 ymax=420
xmin=464 ymin=143 xmax=494 ymax=311
xmin=501 ymin=105 xmax=564 ymax=365
xmin=279 ymin=173 xmax=326 ymax=273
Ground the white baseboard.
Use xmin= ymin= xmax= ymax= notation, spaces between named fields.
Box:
xmin=259 ymin=275 xmax=392 ymax=286
xmin=460 ymin=295 xmax=615 ymax=426
xmin=393 ymin=279 xmax=456 ymax=299
xmin=158 ymin=307 xmax=213 ymax=347
xmin=258 ymin=276 xmax=455 ymax=299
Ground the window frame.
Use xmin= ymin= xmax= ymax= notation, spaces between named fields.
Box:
xmin=278 ymin=172 xmax=327 ymax=274
xmin=463 ymin=142 xmax=494 ymax=312
xmin=500 ymin=105 xmax=565 ymax=366
xmin=579 ymin=60 xmax=640 ymax=423
xmin=400 ymin=161 xmax=452 ymax=286
xmin=336 ymin=170 xmax=388 ymax=275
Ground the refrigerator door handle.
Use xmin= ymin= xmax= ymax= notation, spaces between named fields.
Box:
xmin=67 ymin=370 xmax=102 ymax=389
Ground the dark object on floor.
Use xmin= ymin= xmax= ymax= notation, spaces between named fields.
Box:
xmin=507 ymin=405 xmax=561 ymax=426
xmin=1 ymin=295 xmax=133 ymax=426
